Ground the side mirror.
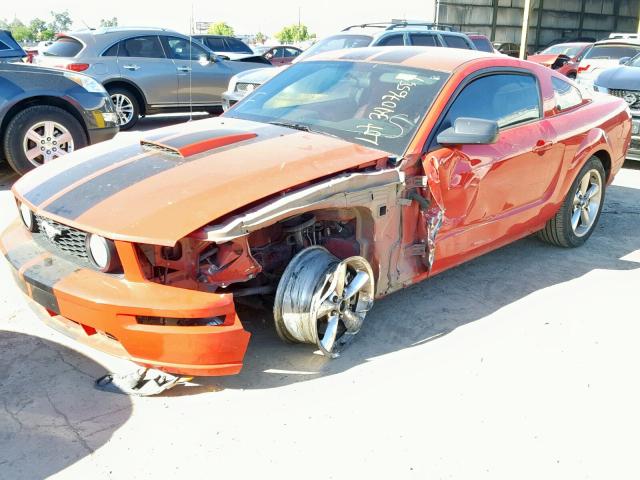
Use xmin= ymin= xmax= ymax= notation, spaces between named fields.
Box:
xmin=217 ymin=54 xmax=230 ymax=61
xmin=619 ymin=56 xmax=631 ymax=65
xmin=436 ymin=117 xmax=499 ymax=145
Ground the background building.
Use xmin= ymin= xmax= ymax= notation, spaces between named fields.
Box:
xmin=437 ymin=0 xmax=640 ymax=52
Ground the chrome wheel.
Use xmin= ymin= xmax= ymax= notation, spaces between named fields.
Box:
xmin=274 ymin=246 xmax=374 ymax=358
xmin=571 ymin=168 xmax=603 ymax=237
xmin=22 ymin=121 xmax=74 ymax=167
xmin=111 ymin=93 xmax=134 ymax=126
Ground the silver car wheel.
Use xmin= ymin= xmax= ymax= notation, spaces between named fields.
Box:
xmin=22 ymin=121 xmax=74 ymax=167
xmin=571 ymin=168 xmax=603 ymax=237
xmin=111 ymin=93 xmax=134 ymax=126
xmin=274 ymin=246 xmax=374 ymax=358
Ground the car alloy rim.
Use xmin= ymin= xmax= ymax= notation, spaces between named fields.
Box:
xmin=274 ymin=246 xmax=374 ymax=358
xmin=571 ymin=168 xmax=603 ymax=237
xmin=111 ymin=93 xmax=134 ymax=126
xmin=22 ymin=121 xmax=75 ymax=167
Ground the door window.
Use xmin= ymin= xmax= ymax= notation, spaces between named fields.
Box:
xmin=225 ymin=38 xmax=252 ymax=53
xmin=410 ymin=34 xmax=438 ymax=47
xmin=162 ymin=37 xmax=209 ymax=60
xmin=119 ymin=36 xmax=165 ymax=58
xmin=441 ymin=73 xmax=541 ymax=132
xmin=377 ymin=34 xmax=404 ymax=46
xmin=284 ymin=47 xmax=300 ymax=57
xmin=552 ymin=76 xmax=583 ymax=111
xmin=443 ymin=35 xmax=471 ymax=50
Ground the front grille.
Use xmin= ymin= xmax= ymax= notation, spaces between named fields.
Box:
xmin=609 ymin=89 xmax=640 ymax=110
xmin=631 ymin=138 xmax=640 ymax=150
xmin=235 ymin=82 xmax=259 ymax=94
xmin=34 ymin=215 xmax=89 ymax=261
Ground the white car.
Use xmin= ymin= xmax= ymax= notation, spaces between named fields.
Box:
xmin=576 ymin=39 xmax=640 ymax=89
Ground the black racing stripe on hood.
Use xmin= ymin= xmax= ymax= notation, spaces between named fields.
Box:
xmin=42 ymin=130 xmax=271 ymax=220
xmin=22 ymin=144 xmax=143 ymax=206
xmin=43 ymin=154 xmax=181 ymax=219
xmin=158 ymin=129 xmax=248 ymax=149
xmin=370 ymin=49 xmax=423 ymax=64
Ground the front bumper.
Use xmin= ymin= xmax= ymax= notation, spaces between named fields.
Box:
xmin=221 ymin=90 xmax=246 ymax=111
xmin=0 ymin=219 xmax=250 ymax=376
xmin=628 ymin=114 xmax=640 ymax=161
xmin=87 ymin=125 xmax=119 ymax=145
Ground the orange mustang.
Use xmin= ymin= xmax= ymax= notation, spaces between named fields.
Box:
xmin=1 ymin=47 xmax=631 ymax=376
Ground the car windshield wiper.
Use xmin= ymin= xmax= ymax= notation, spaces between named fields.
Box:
xmin=268 ymin=121 xmax=311 ymax=132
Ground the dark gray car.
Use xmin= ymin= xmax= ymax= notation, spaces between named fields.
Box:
xmin=36 ymin=27 xmax=267 ymax=129
xmin=0 ymin=30 xmax=118 ymax=175
xmin=593 ymin=54 xmax=640 ymax=161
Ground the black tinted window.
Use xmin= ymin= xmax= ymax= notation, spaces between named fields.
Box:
xmin=552 ymin=76 xmax=583 ymax=111
xmin=0 ymin=41 xmax=10 ymax=51
xmin=411 ymin=34 xmax=438 ymax=47
xmin=163 ymin=37 xmax=208 ymax=60
xmin=120 ymin=36 xmax=164 ymax=58
xmin=203 ymin=37 xmax=225 ymax=51
xmin=43 ymin=37 xmax=83 ymax=57
xmin=443 ymin=35 xmax=472 ymax=50
xmin=585 ymin=44 xmax=640 ymax=60
xmin=377 ymin=34 xmax=404 ymax=46
xmin=225 ymin=38 xmax=252 ymax=53
xmin=443 ymin=74 xmax=541 ymax=130
xmin=102 ymin=42 xmax=119 ymax=56
xmin=471 ymin=37 xmax=494 ymax=52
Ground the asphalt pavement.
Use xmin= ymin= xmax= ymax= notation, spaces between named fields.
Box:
xmin=1 ymin=115 xmax=640 ymax=479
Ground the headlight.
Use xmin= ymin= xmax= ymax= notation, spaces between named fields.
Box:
xmin=101 ymin=112 xmax=118 ymax=124
xmin=593 ymin=85 xmax=609 ymax=94
xmin=227 ymin=74 xmax=239 ymax=93
xmin=64 ymin=72 xmax=107 ymax=94
xmin=86 ymin=234 xmax=119 ymax=272
xmin=18 ymin=202 xmax=36 ymax=232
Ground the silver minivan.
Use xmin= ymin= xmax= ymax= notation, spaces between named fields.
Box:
xmin=37 ymin=27 xmax=266 ymax=129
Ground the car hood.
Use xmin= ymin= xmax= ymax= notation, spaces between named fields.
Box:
xmin=14 ymin=116 xmax=389 ymax=246
xmin=235 ymin=65 xmax=284 ymax=84
xmin=527 ymin=53 xmax=562 ymax=66
xmin=595 ymin=65 xmax=640 ymax=89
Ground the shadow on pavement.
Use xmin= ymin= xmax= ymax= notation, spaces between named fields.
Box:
xmin=0 ymin=331 xmax=132 ymax=478
xmin=193 ymin=182 xmax=640 ymax=391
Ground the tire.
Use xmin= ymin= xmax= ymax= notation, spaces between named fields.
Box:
xmin=3 ymin=105 xmax=87 ymax=176
xmin=107 ymin=87 xmax=139 ymax=130
xmin=537 ymin=156 xmax=606 ymax=248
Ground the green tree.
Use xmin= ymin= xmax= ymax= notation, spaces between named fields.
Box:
xmin=208 ymin=22 xmax=234 ymax=36
xmin=100 ymin=17 xmax=118 ymax=28
xmin=9 ymin=18 xmax=33 ymax=42
xmin=49 ymin=10 xmax=72 ymax=33
xmin=255 ymin=32 xmax=267 ymax=45
xmin=29 ymin=18 xmax=47 ymax=40
xmin=275 ymin=24 xmax=312 ymax=44
xmin=0 ymin=18 xmax=9 ymax=30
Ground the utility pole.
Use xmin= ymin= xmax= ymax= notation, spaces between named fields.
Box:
xmin=519 ymin=0 xmax=532 ymax=59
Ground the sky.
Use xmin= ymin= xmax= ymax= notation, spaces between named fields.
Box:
xmin=7 ymin=0 xmax=437 ymax=39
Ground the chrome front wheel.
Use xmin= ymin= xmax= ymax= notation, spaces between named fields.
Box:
xmin=571 ymin=168 xmax=603 ymax=237
xmin=22 ymin=121 xmax=74 ymax=167
xmin=111 ymin=93 xmax=135 ymax=127
xmin=274 ymin=246 xmax=374 ymax=358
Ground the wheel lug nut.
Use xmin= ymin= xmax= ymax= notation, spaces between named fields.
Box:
xmin=41 ymin=147 xmax=45 ymax=151
xmin=41 ymin=140 xmax=45 ymax=144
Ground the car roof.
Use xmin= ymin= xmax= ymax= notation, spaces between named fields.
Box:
xmin=68 ymin=27 xmax=179 ymax=39
xmin=543 ymin=42 xmax=592 ymax=48
xmin=307 ymin=46 xmax=496 ymax=72
xmin=593 ymin=38 xmax=640 ymax=46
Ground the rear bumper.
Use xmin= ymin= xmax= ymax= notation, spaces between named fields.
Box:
xmin=0 ymin=219 xmax=250 ymax=376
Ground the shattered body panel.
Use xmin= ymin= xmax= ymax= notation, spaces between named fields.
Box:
xmin=1 ymin=47 xmax=631 ymax=376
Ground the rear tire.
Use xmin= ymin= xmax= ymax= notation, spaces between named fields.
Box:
xmin=3 ymin=105 xmax=87 ymax=175
xmin=537 ymin=156 xmax=605 ymax=247
xmin=107 ymin=87 xmax=139 ymax=130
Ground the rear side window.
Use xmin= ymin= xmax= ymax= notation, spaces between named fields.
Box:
xmin=225 ymin=38 xmax=252 ymax=53
xmin=471 ymin=37 xmax=494 ymax=52
xmin=43 ymin=37 xmax=83 ymax=57
xmin=552 ymin=77 xmax=583 ymax=111
xmin=443 ymin=35 xmax=472 ymax=50
xmin=442 ymin=73 xmax=541 ymax=130
xmin=377 ymin=34 xmax=404 ymax=46
xmin=120 ymin=36 xmax=165 ymax=58
xmin=284 ymin=47 xmax=300 ymax=57
xmin=410 ymin=34 xmax=438 ymax=47
xmin=102 ymin=42 xmax=120 ymax=56
xmin=0 ymin=41 xmax=10 ymax=51
xmin=204 ymin=37 xmax=226 ymax=51
xmin=584 ymin=44 xmax=640 ymax=60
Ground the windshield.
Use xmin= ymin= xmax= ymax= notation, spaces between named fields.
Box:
xmin=584 ymin=44 xmax=640 ymax=60
xmin=225 ymin=60 xmax=448 ymax=155
xmin=628 ymin=53 xmax=640 ymax=67
xmin=541 ymin=44 xmax=583 ymax=57
xmin=295 ymin=34 xmax=372 ymax=62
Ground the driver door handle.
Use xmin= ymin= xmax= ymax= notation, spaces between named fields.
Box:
xmin=177 ymin=66 xmax=191 ymax=72
xmin=532 ymin=139 xmax=554 ymax=154
xmin=123 ymin=64 xmax=140 ymax=71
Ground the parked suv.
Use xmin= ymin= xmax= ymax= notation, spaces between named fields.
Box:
xmin=0 ymin=30 xmax=118 ymax=175
xmin=576 ymin=38 xmax=640 ymax=90
xmin=191 ymin=35 xmax=270 ymax=64
xmin=221 ymin=21 xmax=477 ymax=110
xmin=37 ymin=27 xmax=265 ymax=129
xmin=593 ymin=53 xmax=640 ymax=161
